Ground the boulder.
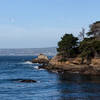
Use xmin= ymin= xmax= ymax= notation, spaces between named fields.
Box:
xmin=32 ymin=54 xmax=49 ymax=64
xmin=38 ymin=54 xmax=48 ymax=60
xmin=90 ymin=58 xmax=100 ymax=67
xmin=49 ymin=55 xmax=63 ymax=65
xmin=71 ymin=58 xmax=82 ymax=65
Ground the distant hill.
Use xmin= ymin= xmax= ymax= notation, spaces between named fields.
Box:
xmin=0 ymin=47 xmax=57 ymax=56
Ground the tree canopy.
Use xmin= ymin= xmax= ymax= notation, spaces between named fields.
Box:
xmin=57 ymin=21 xmax=100 ymax=64
xmin=87 ymin=21 xmax=100 ymax=38
xmin=57 ymin=34 xmax=78 ymax=60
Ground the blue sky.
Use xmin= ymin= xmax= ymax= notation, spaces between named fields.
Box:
xmin=0 ymin=0 xmax=100 ymax=48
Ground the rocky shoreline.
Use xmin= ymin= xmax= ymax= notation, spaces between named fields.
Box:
xmin=41 ymin=64 xmax=100 ymax=75
xmin=32 ymin=54 xmax=100 ymax=75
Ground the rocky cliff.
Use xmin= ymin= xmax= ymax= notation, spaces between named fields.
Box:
xmin=32 ymin=54 xmax=100 ymax=75
xmin=47 ymin=55 xmax=100 ymax=75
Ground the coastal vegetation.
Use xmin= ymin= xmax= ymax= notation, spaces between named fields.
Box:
xmin=57 ymin=34 xmax=78 ymax=61
xmin=32 ymin=21 xmax=100 ymax=75
xmin=57 ymin=21 xmax=100 ymax=64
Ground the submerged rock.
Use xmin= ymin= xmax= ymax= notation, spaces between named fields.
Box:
xmin=19 ymin=79 xmax=37 ymax=83
xmin=13 ymin=79 xmax=37 ymax=83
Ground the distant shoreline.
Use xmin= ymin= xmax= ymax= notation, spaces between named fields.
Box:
xmin=0 ymin=47 xmax=57 ymax=56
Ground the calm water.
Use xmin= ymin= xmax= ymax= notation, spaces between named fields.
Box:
xmin=0 ymin=56 xmax=100 ymax=100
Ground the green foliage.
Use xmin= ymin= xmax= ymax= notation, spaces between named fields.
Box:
xmin=92 ymin=40 xmax=100 ymax=54
xmin=87 ymin=32 xmax=93 ymax=36
xmin=57 ymin=34 xmax=78 ymax=59
xmin=57 ymin=21 xmax=100 ymax=64
xmin=79 ymin=38 xmax=94 ymax=57
xmin=79 ymin=37 xmax=100 ymax=64
xmin=87 ymin=21 xmax=100 ymax=37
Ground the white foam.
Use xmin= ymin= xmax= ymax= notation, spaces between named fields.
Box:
xmin=24 ymin=61 xmax=33 ymax=64
xmin=34 ymin=66 xmax=39 ymax=69
xmin=34 ymin=66 xmax=45 ymax=70
xmin=39 ymin=68 xmax=45 ymax=70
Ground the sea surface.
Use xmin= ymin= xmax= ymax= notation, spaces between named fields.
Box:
xmin=0 ymin=56 xmax=100 ymax=100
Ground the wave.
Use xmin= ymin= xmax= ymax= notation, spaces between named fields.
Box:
xmin=24 ymin=61 xmax=33 ymax=64
xmin=34 ymin=66 xmax=39 ymax=69
xmin=39 ymin=69 xmax=45 ymax=70
xmin=34 ymin=66 xmax=45 ymax=70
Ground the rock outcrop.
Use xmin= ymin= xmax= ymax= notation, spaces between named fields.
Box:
xmin=32 ymin=54 xmax=49 ymax=64
xmin=32 ymin=54 xmax=100 ymax=75
xmin=47 ymin=55 xmax=100 ymax=75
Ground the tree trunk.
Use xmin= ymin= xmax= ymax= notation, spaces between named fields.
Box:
xmin=86 ymin=55 xmax=92 ymax=65
xmin=81 ymin=57 xmax=84 ymax=64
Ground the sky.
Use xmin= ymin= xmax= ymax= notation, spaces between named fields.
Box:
xmin=0 ymin=0 xmax=100 ymax=48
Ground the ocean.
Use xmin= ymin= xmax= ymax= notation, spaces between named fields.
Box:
xmin=0 ymin=56 xmax=100 ymax=100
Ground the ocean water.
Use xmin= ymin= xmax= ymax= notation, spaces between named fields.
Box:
xmin=0 ymin=56 xmax=100 ymax=100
